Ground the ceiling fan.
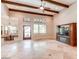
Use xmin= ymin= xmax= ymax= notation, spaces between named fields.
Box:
xmin=39 ymin=0 xmax=50 ymax=12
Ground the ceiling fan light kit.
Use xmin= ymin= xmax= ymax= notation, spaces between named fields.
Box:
xmin=39 ymin=6 xmax=44 ymax=10
xmin=39 ymin=0 xmax=45 ymax=12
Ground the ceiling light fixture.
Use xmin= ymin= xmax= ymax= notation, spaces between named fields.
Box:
xmin=39 ymin=0 xmax=44 ymax=10
xmin=39 ymin=6 xmax=44 ymax=10
xmin=39 ymin=0 xmax=50 ymax=13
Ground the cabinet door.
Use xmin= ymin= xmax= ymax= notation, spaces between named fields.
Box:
xmin=70 ymin=23 xmax=77 ymax=46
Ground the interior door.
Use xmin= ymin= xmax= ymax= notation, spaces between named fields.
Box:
xmin=23 ymin=25 xmax=31 ymax=40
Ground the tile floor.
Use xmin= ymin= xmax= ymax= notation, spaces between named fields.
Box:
xmin=1 ymin=40 xmax=77 ymax=59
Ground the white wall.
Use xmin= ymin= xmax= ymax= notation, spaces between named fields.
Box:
xmin=9 ymin=11 xmax=54 ymax=40
xmin=1 ymin=3 xmax=19 ymax=42
xmin=1 ymin=2 xmax=54 ymax=41
xmin=53 ymin=2 xmax=77 ymax=39
xmin=1 ymin=3 xmax=9 ymax=26
xmin=1 ymin=3 xmax=9 ymax=45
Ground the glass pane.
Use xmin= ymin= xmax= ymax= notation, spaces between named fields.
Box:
xmin=34 ymin=24 xmax=39 ymax=33
xmin=4 ymin=26 xmax=8 ymax=34
xmin=24 ymin=33 xmax=30 ymax=37
xmin=24 ymin=26 xmax=30 ymax=33
xmin=39 ymin=24 xmax=46 ymax=33
xmin=8 ymin=26 xmax=17 ymax=34
xmin=24 ymin=18 xmax=31 ymax=22
xmin=24 ymin=26 xmax=31 ymax=37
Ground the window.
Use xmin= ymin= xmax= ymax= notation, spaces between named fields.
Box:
xmin=23 ymin=17 xmax=31 ymax=22
xmin=4 ymin=26 xmax=8 ymax=34
xmin=10 ymin=26 xmax=17 ymax=34
xmin=34 ymin=24 xmax=39 ymax=33
xmin=8 ymin=26 xmax=17 ymax=34
xmin=39 ymin=24 xmax=46 ymax=33
xmin=34 ymin=23 xmax=46 ymax=33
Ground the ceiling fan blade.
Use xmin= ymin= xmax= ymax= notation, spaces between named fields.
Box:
xmin=41 ymin=0 xmax=44 ymax=1
xmin=42 ymin=2 xmax=50 ymax=10
xmin=44 ymin=7 xmax=50 ymax=9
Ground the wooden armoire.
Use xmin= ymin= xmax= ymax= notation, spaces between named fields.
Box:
xmin=56 ymin=23 xmax=77 ymax=46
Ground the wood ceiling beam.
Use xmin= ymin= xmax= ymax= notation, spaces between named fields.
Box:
xmin=9 ymin=8 xmax=53 ymax=17
xmin=44 ymin=0 xmax=69 ymax=8
xmin=2 ymin=0 xmax=59 ymax=13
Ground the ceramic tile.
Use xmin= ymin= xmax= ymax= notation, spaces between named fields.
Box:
xmin=1 ymin=40 xmax=77 ymax=59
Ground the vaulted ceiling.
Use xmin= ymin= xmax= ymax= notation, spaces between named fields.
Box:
xmin=2 ymin=0 xmax=76 ymax=16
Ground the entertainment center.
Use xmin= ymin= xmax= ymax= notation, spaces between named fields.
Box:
xmin=56 ymin=23 xmax=77 ymax=46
